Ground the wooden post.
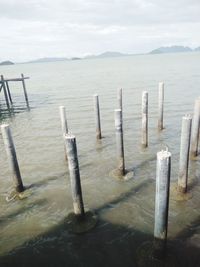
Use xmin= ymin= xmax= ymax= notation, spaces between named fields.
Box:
xmin=1 ymin=124 xmax=24 ymax=193
xmin=190 ymin=98 xmax=200 ymax=158
xmin=21 ymin=73 xmax=29 ymax=107
xmin=158 ymin=82 xmax=164 ymax=130
xmin=1 ymin=75 xmax=10 ymax=109
xmin=178 ymin=115 xmax=192 ymax=193
xmin=93 ymin=94 xmax=102 ymax=139
xmin=141 ymin=91 xmax=148 ymax=148
xmin=115 ymin=109 xmax=125 ymax=176
xmin=5 ymin=81 xmax=13 ymax=104
xmin=65 ymin=134 xmax=85 ymax=218
xmin=117 ymin=88 xmax=122 ymax=111
xmin=154 ymin=149 xmax=171 ymax=257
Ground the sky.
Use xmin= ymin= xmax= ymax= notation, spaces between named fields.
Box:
xmin=0 ymin=0 xmax=200 ymax=62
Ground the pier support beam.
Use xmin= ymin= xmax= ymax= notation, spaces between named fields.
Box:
xmin=21 ymin=73 xmax=30 ymax=108
xmin=1 ymin=75 xmax=10 ymax=109
xmin=1 ymin=124 xmax=24 ymax=193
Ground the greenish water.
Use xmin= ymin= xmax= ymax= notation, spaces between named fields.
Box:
xmin=0 ymin=52 xmax=200 ymax=267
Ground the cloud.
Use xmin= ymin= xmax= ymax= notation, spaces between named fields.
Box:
xmin=0 ymin=0 xmax=200 ymax=61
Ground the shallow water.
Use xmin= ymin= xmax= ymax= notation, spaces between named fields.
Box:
xmin=0 ymin=53 xmax=200 ymax=267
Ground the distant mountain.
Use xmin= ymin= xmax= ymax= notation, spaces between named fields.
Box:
xmin=0 ymin=60 xmax=14 ymax=66
xmin=27 ymin=57 xmax=68 ymax=63
xmin=194 ymin=47 xmax=200 ymax=51
xmin=149 ymin=46 xmax=193 ymax=54
xmin=85 ymin=51 xmax=129 ymax=59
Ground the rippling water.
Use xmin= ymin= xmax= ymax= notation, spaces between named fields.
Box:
xmin=0 ymin=53 xmax=200 ymax=267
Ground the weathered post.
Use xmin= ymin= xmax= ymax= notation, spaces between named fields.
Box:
xmin=93 ymin=94 xmax=102 ymax=139
xmin=141 ymin=91 xmax=148 ymax=148
xmin=177 ymin=115 xmax=192 ymax=193
xmin=154 ymin=149 xmax=171 ymax=258
xmin=65 ymin=134 xmax=85 ymax=218
xmin=5 ymin=81 xmax=13 ymax=104
xmin=1 ymin=75 xmax=10 ymax=109
xmin=59 ymin=106 xmax=68 ymax=135
xmin=21 ymin=73 xmax=29 ymax=108
xmin=190 ymin=98 xmax=200 ymax=158
xmin=59 ymin=106 xmax=68 ymax=160
xmin=158 ymin=82 xmax=164 ymax=130
xmin=117 ymin=88 xmax=122 ymax=111
xmin=64 ymin=134 xmax=97 ymax=233
xmin=115 ymin=109 xmax=125 ymax=176
xmin=1 ymin=124 xmax=24 ymax=193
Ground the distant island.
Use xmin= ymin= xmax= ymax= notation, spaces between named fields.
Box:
xmin=0 ymin=60 xmax=14 ymax=66
xmin=149 ymin=45 xmax=200 ymax=54
xmin=1 ymin=45 xmax=200 ymax=65
xmin=85 ymin=51 xmax=129 ymax=59
xmin=26 ymin=57 xmax=68 ymax=63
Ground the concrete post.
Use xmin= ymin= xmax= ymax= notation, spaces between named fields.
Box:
xmin=64 ymin=134 xmax=85 ymax=218
xmin=115 ymin=109 xmax=125 ymax=176
xmin=178 ymin=115 xmax=192 ymax=193
xmin=158 ymin=82 xmax=164 ymax=130
xmin=154 ymin=149 xmax=171 ymax=257
xmin=93 ymin=94 xmax=102 ymax=139
xmin=141 ymin=91 xmax=148 ymax=147
xmin=190 ymin=98 xmax=200 ymax=158
xmin=1 ymin=124 xmax=24 ymax=192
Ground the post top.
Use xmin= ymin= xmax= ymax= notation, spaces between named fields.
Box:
xmin=65 ymin=133 xmax=76 ymax=140
xmin=183 ymin=114 xmax=192 ymax=120
xmin=93 ymin=94 xmax=98 ymax=97
xmin=142 ymin=90 xmax=148 ymax=95
xmin=157 ymin=149 xmax=171 ymax=159
xmin=1 ymin=123 xmax=9 ymax=129
xmin=59 ymin=105 xmax=65 ymax=109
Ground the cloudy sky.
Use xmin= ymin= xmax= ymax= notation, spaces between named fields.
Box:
xmin=0 ymin=0 xmax=200 ymax=62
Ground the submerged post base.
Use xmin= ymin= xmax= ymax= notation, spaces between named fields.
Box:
xmin=136 ymin=240 xmax=177 ymax=267
xmin=6 ymin=187 xmax=30 ymax=202
xmin=66 ymin=210 xmax=98 ymax=234
xmin=109 ymin=169 xmax=134 ymax=181
xmin=171 ymin=184 xmax=192 ymax=201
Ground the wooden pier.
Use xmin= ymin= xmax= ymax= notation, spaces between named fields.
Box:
xmin=0 ymin=73 xmax=30 ymax=109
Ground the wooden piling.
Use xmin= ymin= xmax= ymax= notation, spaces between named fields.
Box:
xmin=158 ymin=82 xmax=164 ymax=130
xmin=190 ymin=98 xmax=200 ymax=158
xmin=21 ymin=73 xmax=29 ymax=107
xmin=1 ymin=75 xmax=10 ymax=109
xmin=115 ymin=109 xmax=125 ymax=176
xmin=93 ymin=94 xmax=102 ymax=139
xmin=1 ymin=124 xmax=24 ymax=193
xmin=154 ymin=149 xmax=171 ymax=257
xmin=65 ymin=134 xmax=85 ymax=218
xmin=5 ymin=81 xmax=13 ymax=104
xmin=141 ymin=91 xmax=148 ymax=148
xmin=177 ymin=115 xmax=192 ymax=193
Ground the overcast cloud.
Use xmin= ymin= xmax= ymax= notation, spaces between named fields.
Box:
xmin=0 ymin=0 xmax=200 ymax=61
